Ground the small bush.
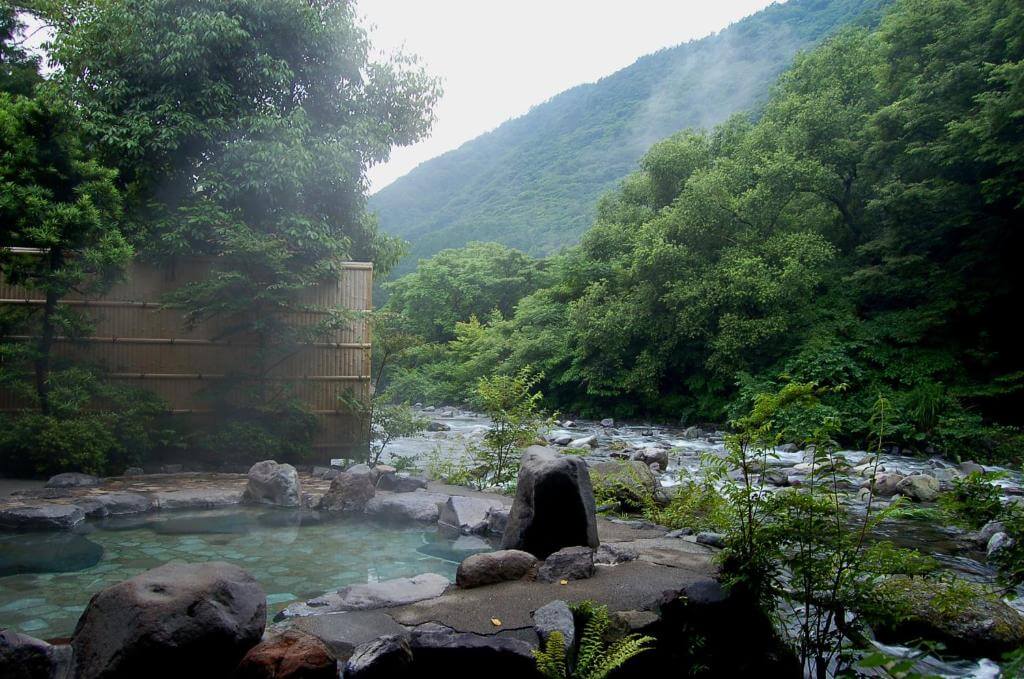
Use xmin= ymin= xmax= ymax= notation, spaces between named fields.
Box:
xmin=196 ymin=400 xmax=319 ymax=465
xmin=646 ymin=474 xmax=730 ymax=532
xmin=938 ymin=472 xmax=1004 ymax=529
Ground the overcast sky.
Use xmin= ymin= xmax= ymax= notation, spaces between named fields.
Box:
xmin=360 ymin=0 xmax=780 ymax=192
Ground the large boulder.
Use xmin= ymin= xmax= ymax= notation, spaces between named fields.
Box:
xmin=895 ymin=474 xmax=940 ymax=503
xmin=45 ymin=472 xmax=100 ymax=489
xmin=233 ymin=629 xmax=336 ymax=679
xmin=317 ymin=472 xmax=375 ymax=512
xmin=501 ymin=446 xmax=599 ymax=559
xmin=589 ymin=460 xmax=659 ymax=512
xmin=376 ymin=474 xmax=427 ymax=493
xmin=632 ymin=448 xmax=669 ymax=469
xmin=456 ymin=550 xmax=538 ymax=588
xmin=364 ymin=492 xmax=449 ymax=523
xmin=0 ymin=629 xmax=72 ymax=679
xmin=71 ymin=561 xmax=266 ymax=679
xmin=243 ymin=460 xmax=300 ymax=508
xmin=409 ymin=625 xmax=541 ymax=679
xmin=871 ymin=577 xmax=1024 ymax=657
xmin=343 ymin=635 xmax=414 ymax=679
xmin=0 ymin=504 xmax=84 ymax=531
xmin=75 ymin=493 xmax=153 ymax=519
xmin=438 ymin=496 xmax=505 ymax=535
xmin=152 ymin=488 xmax=244 ymax=510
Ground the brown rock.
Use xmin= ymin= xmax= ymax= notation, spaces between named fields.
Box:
xmin=317 ymin=472 xmax=375 ymax=512
xmin=234 ymin=629 xmax=336 ymax=678
xmin=456 ymin=549 xmax=538 ymax=588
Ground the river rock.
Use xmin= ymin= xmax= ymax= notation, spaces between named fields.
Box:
xmin=243 ymin=460 xmax=300 ymax=507
xmin=318 ymin=472 xmax=375 ymax=512
xmin=631 ymin=448 xmax=669 ymax=469
xmin=537 ymin=546 xmax=595 ymax=583
xmin=987 ymin=532 xmax=1015 ymax=558
xmin=501 ymin=446 xmax=599 ymax=559
xmin=234 ymin=629 xmax=336 ymax=678
xmin=896 ymin=474 xmax=940 ymax=502
xmin=762 ymin=469 xmax=789 ymax=486
xmin=71 ymin=561 xmax=265 ymax=679
xmin=872 ymin=577 xmax=1024 ymax=657
xmin=600 ymin=418 xmax=615 ymax=427
xmin=427 ymin=421 xmax=450 ymax=432
xmin=696 ymin=532 xmax=726 ymax=548
xmin=0 ymin=504 xmax=84 ymax=531
xmin=533 ymin=600 xmax=574 ymax=652
xmin=456 ymin=550 xmax=537 ymax=588
xmin=364 ymin=491 xmax=449 ymax=522
xmin=439 ymin=496 xmax=505 ymax=535
xmin=45 ymin=472 xmax=100 ymax=489
xmin=589 ymin=460 xmax=659 ymax=512
xmin=343 ymin=635 xmax=414 ymax=679
xmin=865 ymin=472 xmax=904 ymax=497
xmin=152 ymin=488 xmax=244 ymax=510
xmin=375 ymin=473 xmax=427 ymax=493
xmin=959 ymin=461 xmax=986 ymax=476
xmin=682 ymin=426 xmax=702 ymax=440
xmin=562 ymin=420 xmax=576 ymax=428
xmin=568 ymin=435 xmax=597 ymax=449
xmin=551 ymin=435 xmax=573 ymax=446
xmin=0 ymin=629 xmax=71 ymax=679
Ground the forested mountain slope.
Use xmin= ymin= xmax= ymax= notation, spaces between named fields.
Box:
xmin=370 ymin=0 xmax=891 ymax=272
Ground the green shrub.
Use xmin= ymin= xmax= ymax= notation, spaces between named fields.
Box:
xmin=534 ymin=601 xmax=654 ymax=679
xmin=646 ymin=473 xmax=730 ymax=532
xmin=938 ymin=472 xmax=1004 ymax=529
xmin=196 ymin=400 xmax=319 ymax=465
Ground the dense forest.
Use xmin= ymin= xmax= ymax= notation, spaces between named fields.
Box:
xmin=382 ymin=0 xmax=1024 ymax=463
xmin=370 ymin=0 xmax=892 ymax=274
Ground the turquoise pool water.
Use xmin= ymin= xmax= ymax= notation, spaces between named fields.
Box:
xmin=0 ymin=507 xmax=488 ymax=640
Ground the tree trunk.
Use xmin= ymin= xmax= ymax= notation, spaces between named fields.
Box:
xmin=34 ymin=246 xmax=63 ymax=415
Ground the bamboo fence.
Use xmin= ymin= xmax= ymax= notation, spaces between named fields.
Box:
xmin=0 ymin=250 xmax=373 ymax=456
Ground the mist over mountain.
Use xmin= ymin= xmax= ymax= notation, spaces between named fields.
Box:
xmin=370 ymin=0 xmax=891 ymax=273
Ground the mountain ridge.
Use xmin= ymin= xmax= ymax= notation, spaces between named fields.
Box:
xmin=371 ymin=0 xmax=892 ymax=274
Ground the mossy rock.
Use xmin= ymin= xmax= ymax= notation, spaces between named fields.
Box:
xmin=589 ymin=460 xmax=658 ymax=512
xmin=867 ymin=576 xmax=1024 ymax=657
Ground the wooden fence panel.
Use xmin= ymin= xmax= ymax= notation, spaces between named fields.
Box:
xmin=0 ymin=253 xmax=372 ymax=456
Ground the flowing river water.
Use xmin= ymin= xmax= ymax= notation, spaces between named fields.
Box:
xmin=384 ymin=408 xmax=1023 ymax=678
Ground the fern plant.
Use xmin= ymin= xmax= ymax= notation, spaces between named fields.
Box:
xmin=533 ymin=601 xmax=654 ymax=679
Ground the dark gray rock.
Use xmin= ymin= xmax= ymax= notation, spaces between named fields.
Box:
xmin=959 ymin=461 xmax=986 ymax=476
xmin=486 ymin=506 xmax=509 ymax=535
xmin=551 ymin=435 xmax=573 ymax=446
xmin=427 ymin=421 xmax=451 ymax=432
xmin=537 ymin=546 xmax=595 ymax=583
xmin=665 ymin=528 xmax=694 ymax=538
xmin=594 ymin=542 xmax=639 ymax=565
xmin=0 ymin=629 xmax=71 ymax=679
xmin=46 ymin=472 xmax=100 ymax=489
xmin=75 ymin=493 xmax=153 ymax=518
xmin=312 ymin=466 xmax=340 ymax=481
xmin=600 ymin=418 xmax=615 ymax=428
xmin=762 ymin=469 xmax=789 ymax=486
xmin=533 ymin=600 xmax=574 ymax=652
xmin=502 ymin=446 xmax=598 ymax=559
xmin=456 ymin=550 xmax=538 ymax=588
xmin=376 ymin=474 xmax=427 ymax=493
xmin=344 ymin=635 xmax=413 ymax=679
xmin=977 ymin=520 xmax=1007 ymax=546
xmin=286 ymin=610 xmax=409 ymax=660
xmin=0 ymin=504 xmax=84 ymax=531
xmin=243 ymin=460 xmax=300 ymax=507
xmin=278 ymin=574 xmax=450 ymax=619
xmin=364 ymin=491 xmax=449 ymax=523
xmin=988 ymin=532 xmax=1015 ymax=559
xmin=438 ymin=496 xmax=504 ymax=535
xmin=71 ymin=561 xmax=266 ymax=679
xmin=317 ymin=472 xmax=375 ymax=512
xmin=696 ymin=532 xmax=725 ymax=548
xmin=409 ymin=625 xmax=540 ymax=679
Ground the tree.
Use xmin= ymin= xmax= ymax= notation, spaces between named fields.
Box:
xmin=42 ymin=0 xmax=441 ymax=445
xmin=0 ymin=91 xmax=128 ymax=414
xmin=0 ymin=3 xmax=40 ymax=96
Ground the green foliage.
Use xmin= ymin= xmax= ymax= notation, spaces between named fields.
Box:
xmin=469 ymin=366 xmax=549 ymax=488
xmin=195 ymin=399 xmax=318 ymax=466
xmin=369 ymin=401 xmax=427 ymax=466
xmin=1 ymin=3 xmax=41 ymax=96
xmin=533 ymin=601 xmax=654 ymax=679
xmin=383 ymin=0 xmax=1024 ymax=462
xmin=938 ymin=472 xmax=1005 ymax=529
xmin=371 ymin=0 xmax=892 ymax=274
xmin=0 ymin=369 xmax=177 ymax=476
xmin=645 ymin=472 xmax=730 ymax=532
